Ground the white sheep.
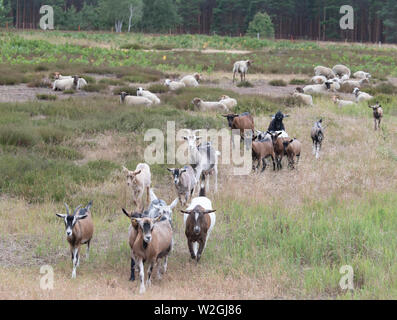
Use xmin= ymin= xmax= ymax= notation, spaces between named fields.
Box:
xmin=292 ymin=92 xmax=313 ymax=106
xmin=77 ymin=78 xmax=88 ymax=90
xmin=314 ymin=66 xmax=335 ymax=79
xmin=192 ymin=98 xmax=229 ymax=112
xmin=53 ymin=76 xmax=78 ymax=91
xmin=311 ymin=75 xmax=327 ymax=84
xmin=137 ymin=87 xmax=161 ymax=105
xmin=180 ymin=73 xmax=201 ymax=87
xmin=340 ymin=78 xmax=369 ymax=92
xmin=353 ymin=88 xmax=373 ymax=103
xmin=332 ymin=65 xmax=351 ymax=78
xmin=303 ymin=82 xmax=331 ymax=94
xmin=120 ymin=92 xmax=153 ymax=106
xmin=54 ymin=72 xmax=72 ymax=80
xmin=233 ymin=60 xmax=252 ymax=82
xmin=219 ymin=95 xmax=237 ymax=109
xmin=164 ymin=79 xmax=186 ymax=91
xmin=332 ymin=95 xmax=356 ymax=107
xmin=353 ymin=71 xmax=372 ymax=80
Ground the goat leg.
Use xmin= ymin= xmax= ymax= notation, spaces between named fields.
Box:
xmin=196 ymin=240 xmax=205 ymax=262
xmin=187 ymin=240 xmax=196 ymax=260
xmin=146 ymin=262 xmax=154 ymax=287
xmin=130 ymin=258 xmax=135 ymax=281
xmin=138 ymin=259 xmax=145 ymax=294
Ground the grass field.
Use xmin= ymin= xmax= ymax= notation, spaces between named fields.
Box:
xmin=0 ymin=30 xmax=397 ymax=299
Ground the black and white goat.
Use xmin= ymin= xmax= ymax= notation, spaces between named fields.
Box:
xmin=311 ymin=119 xmax=324 ymax=159
xmin=167 ymin=166 xmax=197 ymax=207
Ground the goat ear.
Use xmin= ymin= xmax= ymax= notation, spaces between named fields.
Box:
xmin=122 ymin=208 xmax=131 ymax=218
xmin=56 ymin=213 xmax=66 ymax=219
xmin=122 ymin=166 xmax=129 ymax=173
xmin=86 ymin=200 xmax=93 ymax=211
xmin=133 ymin=170 xmax=142 ymax=176
xmin=203 ymin=210 xmax=216 ymax=214
xmin=289 ymin=139 xmax=294 ymax=143
xmin=170 ymin=198 xmax=178 ymax=210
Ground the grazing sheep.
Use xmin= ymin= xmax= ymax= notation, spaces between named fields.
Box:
xmin=219 ymin=95 xmax=238 ymax=109
xmin=233 ymin=60 xmax=252 ymax=83
xmin=369 ymin=102 xmax=383 ymax=131
xmin=303 ymin=81 xmax=331 ymax=94
xmin=120 ymin=92 xmax=153 ymax=106
xmin=181 ymin=183 xmax=216 ymax=263
xmin=192 ymin=98 xmax=229 ymax=112
xmin=353 ymin=88 xmax=373 ymax=103
xmin=76 ymin=77 xmax=88 ymax=90
xmin=332 ymin=65 xmax=351 ymax=78
xmin=53 ymin=76 xmax=78 ymax=91
xmin=283 ymin=139 xmax=302 ymax=169
xmin=54 ymin=72 xmax=72 ymax=80
xmin=268 ymin=111 xmax=289 ymax=132
xmin=332 ymin=95 xmax=355 ymax=107
xmin=340 ymin=78 xmax=369 ymax=92
xmin=167 ymin=166 xmax=197 ymax=207
xmin=328 ymin=79 xmax=341 ymax=92
xmin=56 ymin=202 xmax=94 ymax=279
xmin=311 ymin=75 xmax=328 ymax=84
xmin=311 ymin=119 xmax=324 ymax=159
xmin=137 ymin=87 xmax=161 ymax=105
xmin=180 ymin=73 xmax=201 ymax=87
xmin=164 ymin=79 xmax=186 ymax=91
xmin=130 ymin=214 xmax=173 ymax=294
xmin=292 ymin=91 xmax=313 ymax=106
xmin=314 ymin=66 xmax=336 ymax=79
xmin=252 ymin=137 xmax=276 ymax=172
xmin=122 ymin=164 xmax=151 ymax=212
xmin=353 ymin=71 xmax=372 ymax=80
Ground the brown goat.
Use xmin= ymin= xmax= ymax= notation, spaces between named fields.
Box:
xmin=131 ymin=215 xmax=173 ymax=294
xmin=56 ymin=202 xmax=94 ymax=279
xmin=252 ymin=138 xmax=276 ymax=172
xmin=222 ymin=112 xmax=254 ymax=145
xmin=268 ymin=131 xmax=289 ymax=170
xmin=369 ymin=103 xmax=383 ymax=131
xmin=283 ymin=139 xmax=302 ymax=169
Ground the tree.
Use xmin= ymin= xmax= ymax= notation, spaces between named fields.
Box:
xmin=246 ymin=11 xmax=274 ymax=38
xmin=379 ymin=0 xmax=397 ymax=43
xmin=99 ymin=0 xmax=143 ymax=32
xmin=142 ymin=0 xmax=181 ymax=33
xmin=0 ymin=0 xmax=11 ymax=27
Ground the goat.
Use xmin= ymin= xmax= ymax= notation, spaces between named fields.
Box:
xmin=311 ymin=75 xmax=327 ymax=84
xmin=122 ymin=163 xmax=151 ymax=212
xmin=222 ymin=112 xmax=254 ymax=143
xmin=183 ymin=132 xmax=220 ymax=193
xmin=252 ymin=137 xmax=276 ymax=172
xmin=181 ymin=183 xmax=216 ymax=262
xmin=53 ymin=75 xmax=78 ymax=91
xmin=311 ymin=119 xmax=324 ymax=159
xmin=233 ymin=60 xmax=252 ymax=83
xmin=268 ymin=111 xmax=289 ymax=132
xmin=167 ymin=166 xmax=197 ymax=207
xmin=283 ymin=139 xmax=302 ymax=169
xmin=146 ymin=189 xmax=178 ymax=223
xmin=56 ymin=202 xmax=94 ymax=279
xmin=268 ymin=131 xmax=289 ymax=170
xmin=130 ymin=214 xmax=173 ymax=294
xmin=369 ymin=102 xmax=383 ymax=131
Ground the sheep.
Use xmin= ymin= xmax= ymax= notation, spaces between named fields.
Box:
xmin=353 ymin=88 xmax=373 ymax=103
xmin=332 ymin=64 xmax=351 ymax=78
xmin=311 ymin=75 xmax=327 ymax=84
xmin=120 ymin=92 xmax=153 ymax=106
xmin=219 ymin=95 xmax=238 ymax=109
xmin=340 ymin=79 xmax=369 ymax=92
xmin=303 ymin=81 xmax=331 ymax=94
xmin=53 ymin=75 xmax=78 ymax=91
xmin=292 ymin=92 xmax=313 ymax=106
xmin=268 ymin=131 xmax=289 ymax=170
xmin=181 ymin=182 xmax=216 ymax=263
xmin=164 ymin=79 xmax=186 ymax=91
xmin=122 ymin=163 xmax=151 ymax=212
xmin=192 ymin=98 xmax=229 ymax=112
xmin=332 ymin=95 xmax=356 ymax=107
xmin=137 ymin=87 xmax=161 ymax=105
xmin=369 ymin=102 xmax=383 ymax=131
xmin=76 ymin=77 xmax=88 ymax=90
xmin=233 ymin=60 xmax=252 ymax=83
xmin=283 ymin=138 xmax=302 ymax=169
xmin=311 ymin=119 xmax=324 ymax=159
xmin=268 ymin=111 xmax=289 ymax=132
xmin=222 ymin=112 xmax=254 ymax=143
xmin=353 ymin=71 xmax=372 ymax=80
xmin=54 ymin=72 xmax=72 ymax=80
xmin=183 ymin=131 xmax=220 ymax=193
xmin=56 ymin=202 xmax=94 ymax=279
xmin=314 ymin=66 xmax=335 ymax=79
xmin=167 ymin=166 xmax=197 ymax=207
xmin=180 ymin=73 xmax=201 ymax=87
xmin=252 ymin=137 xmax=276 ymax=172
xmin=328 ymin=79 xmax=341 ymax=92
xmin=131 ymin=214 xmax=173 ymax=294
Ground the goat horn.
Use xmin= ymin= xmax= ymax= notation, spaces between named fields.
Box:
xmin=64 ymin=203 xmax=70 ymax=216
xmin=73 ymin=205 xmax=83 ymax=216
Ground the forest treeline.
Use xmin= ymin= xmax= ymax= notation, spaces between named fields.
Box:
xmin=1 ymin=0 xmax=397 ymax=43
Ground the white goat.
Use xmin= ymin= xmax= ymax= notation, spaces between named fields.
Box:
xmin=233 ymin=60 xmax=252 ymax=82
xmin=53 ymin=76 xmax=78 ymax=91
xmin=122 ymin=163 xmax=151 ymax=211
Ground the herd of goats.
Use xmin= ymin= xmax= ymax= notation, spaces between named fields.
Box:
xmin=53 ymin=60 xmax=385 ymax=294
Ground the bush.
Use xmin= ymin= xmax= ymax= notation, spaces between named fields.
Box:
xmin=246 ymin=12 xmax=275 ymax=39
xmin=290 ymin=79 xmax=307 ymax=85
xmin=237 ymin=81 xmax=254 ymax=88
xmin=36 ymin=94 xmax=57 ymax=100
xmin=113 ymin=86 xmax=138 ymax=96
xmin=147 ymin=84 xmax=169 ymax=93
xmin=83 ymin=83 xmax=108 ymax=92
xmin=0 ymin=126 xmax=40 ymax=147
xmin=269 ymin=79 xmax=287 ymax=87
